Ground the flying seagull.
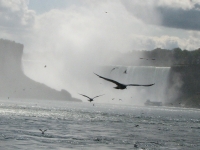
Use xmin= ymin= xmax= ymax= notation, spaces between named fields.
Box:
xmin=140 ymin=58 xmax=155 ymax=60
xmin=94 ymin=73 xmax=155 ymax=90
xmin=124 ymin=69 xmax=127 ymax=74
xmin=39 ymin=129 xmax=47 ymax=134
xmin=110 ymin=67 xmax=119 ymax=72
xmin=79 ymin=93 xmax=104 ymax=102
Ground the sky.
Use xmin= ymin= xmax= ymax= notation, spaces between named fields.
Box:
xmin=0 ymin=0 xmax=200 ymax=102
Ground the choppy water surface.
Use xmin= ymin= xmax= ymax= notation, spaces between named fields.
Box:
xmin=0 ymin=99 xmax=200 ymax=150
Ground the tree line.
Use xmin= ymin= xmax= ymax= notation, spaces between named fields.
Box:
xmin=117 ymin=48 xmax=200 ymax=67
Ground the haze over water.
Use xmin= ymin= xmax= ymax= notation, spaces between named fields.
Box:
xmin=0 ymin=99 xmax=200 ymax=150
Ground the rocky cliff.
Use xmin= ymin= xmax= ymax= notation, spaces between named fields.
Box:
xmin=166 ymin=65 xmax=200 ymax=108
xmin=0 ymin=39 xmax=81 ymax=102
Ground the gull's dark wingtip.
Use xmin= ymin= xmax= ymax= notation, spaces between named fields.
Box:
xmin=94 ymin=72 xmax=101 ymax=77
xmin=93 ymin=72 xmax=98 ymax=75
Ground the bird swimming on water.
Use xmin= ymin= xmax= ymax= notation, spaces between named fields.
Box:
xmin=79 ymin=93 xmax=104 ymax=102
xmin=94 ymin=73 xmax=155 ymax=90
xmin=39 ymin=129 xmax=47 ymax=134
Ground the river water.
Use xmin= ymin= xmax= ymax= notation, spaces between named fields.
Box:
xmin=0 ymin=99 xmax=200 ymax=150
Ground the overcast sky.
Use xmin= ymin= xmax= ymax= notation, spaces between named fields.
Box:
xmin=1 ymin=0 xmax=200 ymax=52
xmin=0 ymin=0 xmax=200 ymax=100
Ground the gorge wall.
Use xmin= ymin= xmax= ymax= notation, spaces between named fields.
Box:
xmin=0 ymin=39 xmax=81 ymax=102
xmin=166 ymin=65 xmax=200 ymax=108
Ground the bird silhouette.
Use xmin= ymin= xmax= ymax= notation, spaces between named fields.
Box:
xmin=94 ymin=73 xmax=155 ymax=90
xmin=134 ymin=144 xmax=138 ymax=148
xmin=79 ymin=93 xmax=104 ymax=102
xmin=110 ymin=67 xmax=119 ymax=72
xmin=124 ymin=69 xmax=127 ymax=74
xmin=39 ymin=129 xmax=47 ymax=134
xmin=140 ymin=57 xmax=155 ymax=60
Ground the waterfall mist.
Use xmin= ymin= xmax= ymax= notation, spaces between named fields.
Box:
xmin=22 ymin=50 xmax=171 ymax=105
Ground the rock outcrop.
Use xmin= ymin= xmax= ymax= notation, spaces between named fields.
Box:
xmin=0 ymin=39 xmax=81 ymax=102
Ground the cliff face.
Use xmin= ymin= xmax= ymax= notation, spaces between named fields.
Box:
xmin=0 ymin=40 xmax=23 ymax=77
xmin=0 ymin=39 xmax=81 ymax=102
xmin=166 ymin=66 xmax=200 ymax=108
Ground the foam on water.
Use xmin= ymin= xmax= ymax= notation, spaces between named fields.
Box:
xmin=0 ymin=99 xmax=200 ymax=150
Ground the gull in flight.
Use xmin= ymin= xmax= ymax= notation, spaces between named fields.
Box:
xmin=110 ymin=67 xmax=119 ymax=72
xmin=79 ymin=93 xmax=104 ymax=102
xmin=39 ymin=129 xmax=47 ymax=134
xmin=124 ymin=69 xmax=127 ymax=74
xmin=94 ymin=73 xmax=155 ymax=90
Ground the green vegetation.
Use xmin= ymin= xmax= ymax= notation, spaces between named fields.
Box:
xmin=118 ymin=48 xmax=200 ymax=67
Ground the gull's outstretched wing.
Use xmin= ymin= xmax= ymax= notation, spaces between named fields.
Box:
xmin=93 ymin=94 xmax=105 ymax=99
xmin=127 ymin=83 xmax=155 ymax=86
xmin=79 ymin=93 xmax=91 ymax=99
xmin=94 ymin=73 xmax=120 ymax=85
xmin=110 ymin=67 xmax=119 ymax=72
xmin=39 ymin=129 xmax=42 ymax=132
xmin=111 ymin=68 xmax=115 ymax=71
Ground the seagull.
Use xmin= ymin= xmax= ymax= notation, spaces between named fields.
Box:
xmin=39 ymin=129 xmax=47 ymax=134
xmin=94 ymin=73 xmax=155 ymax=90
xmin=79 ymin=93 xmax=104 ymax=102
xmin=110 ymin=67 xmax=119 ymax=72
xmin=134 ymin=144 xmax=138 ymax=148
xmin=124 ymin=69 xmax=127 ymax=74
xmin=140 ymin=57 xmax=155 ymax=60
